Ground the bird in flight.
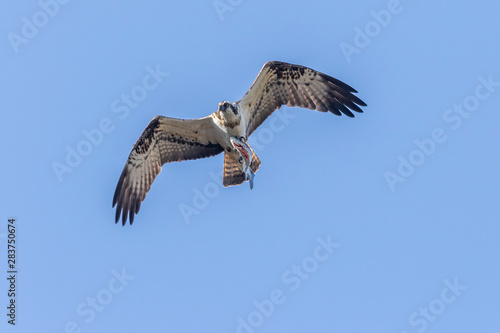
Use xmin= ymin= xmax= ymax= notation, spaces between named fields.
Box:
xmin=113 ymin=61 xmax=366 ymax=225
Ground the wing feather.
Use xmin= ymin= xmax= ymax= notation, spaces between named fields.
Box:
xmin=113 ymin=115 xmax=223 ymax=225
xmin=223 ymin=153 xmax=245 ymax=187
xmin=238 ymin=61 xmax=367 ymax=136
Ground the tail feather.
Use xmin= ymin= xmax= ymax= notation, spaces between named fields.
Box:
xmin=223 ymin=153 xmax=245 ymax=187
xmin=249 ymin=147 xmax=261 ymax=173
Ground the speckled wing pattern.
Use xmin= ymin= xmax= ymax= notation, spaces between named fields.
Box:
xmin=113 ymin=116 xmax=223 ymax=225
xmin=238 ymin=61 xmax=367 ymax=137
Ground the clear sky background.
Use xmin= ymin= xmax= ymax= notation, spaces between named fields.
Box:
xmin=2 ymin=1 xmax=499 ymax=332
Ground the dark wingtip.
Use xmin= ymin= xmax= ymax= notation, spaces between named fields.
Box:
xmin=129 ymin=210 xmax=135 ymax=225
xmin=121 ymin=209 xmax=127 ymax=226
xmin=345 ymin=94 xmax=367 ymax=114
xmin=357 ymin=99 xmax=367 ymax=107
xmin=320 ymin=71 xmax=367 ymax=115
xmin=114 ymin=200 xmax=122 ymax=224
xmin=321 ymin=72 xmax=358 ymax=93
xmin=348 ymin=98 xmax=366 ymax=116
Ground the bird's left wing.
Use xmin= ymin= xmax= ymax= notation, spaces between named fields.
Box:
xmin=238 ymin=61 xmax=367 ymax=137
xmin=113 ymin=115 xmax=223 ymax=225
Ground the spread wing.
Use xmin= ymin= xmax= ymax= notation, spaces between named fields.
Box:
xmin=238 ymin=61 xmax=367 ymax=137
xmin=112 ymin=116 xmax=223 ymax=225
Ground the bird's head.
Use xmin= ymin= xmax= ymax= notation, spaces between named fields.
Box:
xmin=218 ymin=101 xmax=238 ymax=115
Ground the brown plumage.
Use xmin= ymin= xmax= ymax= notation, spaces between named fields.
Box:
xmin=239 ymin=61 xmax=365 ymax=137
xmin=113 ymin=61 xmax=366 ymax=225
xmin=112 ymin=116 xmax=223 ymax=224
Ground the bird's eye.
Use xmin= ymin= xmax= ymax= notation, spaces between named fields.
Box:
xmin=239 ymin=136 xmax=245 ymax=142
xmin=238 ymin=156 xmax=243 ymax=164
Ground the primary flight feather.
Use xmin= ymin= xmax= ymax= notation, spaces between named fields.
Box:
xmin=113 ymin=61 xmax=367 ymax=225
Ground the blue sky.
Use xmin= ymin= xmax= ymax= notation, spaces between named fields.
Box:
xmin=2 ymin=0 xmax=500 ymax=332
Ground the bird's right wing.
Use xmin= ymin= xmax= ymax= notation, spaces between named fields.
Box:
xmin=238 ymin=61 xmax=367 ymax=137
xmin=113 ymin=116 xmax=223 ymax=225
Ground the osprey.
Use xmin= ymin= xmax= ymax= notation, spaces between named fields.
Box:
xmin=113 ymin=61 xmax=366 ymax=225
